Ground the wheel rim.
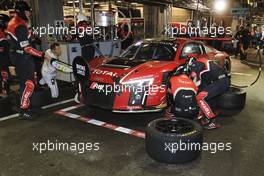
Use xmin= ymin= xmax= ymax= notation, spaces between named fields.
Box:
xmin=155 ymin=119 xmax=195 ymax=135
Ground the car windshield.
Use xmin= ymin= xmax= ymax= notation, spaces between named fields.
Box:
xmin=120 ymin=41 xmax=178 ymax=61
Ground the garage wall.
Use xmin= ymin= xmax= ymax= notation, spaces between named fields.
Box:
xmin=172 ymin=7 xmax=191 ymax=23
xmin=31 ymin=0 xmax=64 ymax=50
xmin=143 ymin=5 xmax=159 ymax=38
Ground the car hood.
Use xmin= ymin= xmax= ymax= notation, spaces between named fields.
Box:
xmin=90 ymin=57 xmax=177 ymax=84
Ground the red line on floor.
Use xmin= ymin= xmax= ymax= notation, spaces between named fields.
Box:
xmin=54 ymin=106 xmax=146 ymax=139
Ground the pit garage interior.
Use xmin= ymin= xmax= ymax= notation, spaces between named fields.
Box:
xmin=0 ymin=0 xmax=264 ymax=176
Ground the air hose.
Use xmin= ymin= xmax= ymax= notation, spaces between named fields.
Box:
xmin=231 ymin=47 xmax=262 ymax=88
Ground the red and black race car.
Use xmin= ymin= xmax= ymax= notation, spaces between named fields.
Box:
xmin=85 ymin=37 xmax=231 ymax=113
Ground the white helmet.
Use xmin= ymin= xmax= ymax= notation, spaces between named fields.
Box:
xmin=77 ymin=14 xmax=88 ymax=23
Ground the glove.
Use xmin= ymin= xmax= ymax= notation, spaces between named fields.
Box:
xmin=50 ymin=58 xmax=73 ymax=73
xmin=190 ymin=71 xmax=201 ymax=87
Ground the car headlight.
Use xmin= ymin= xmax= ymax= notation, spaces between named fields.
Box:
xmin=121 ymin=78 xmax=154 ymax=106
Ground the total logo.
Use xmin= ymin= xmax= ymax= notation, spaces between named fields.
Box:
xmin=199 ymin=100 xmax=213 ymax=118
xmin=92 ymin=69 xmax=118 ymax=77
xmin=90 ymin=82 xmax=105 ymax=92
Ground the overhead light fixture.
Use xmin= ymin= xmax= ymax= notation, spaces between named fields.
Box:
xmin=67 ymin=0 xmax=79 ymax=3
xmin=85 ymin=2 xmax=99 ymax=5
xmin=214 ymin=0 xmax=227 ymax=14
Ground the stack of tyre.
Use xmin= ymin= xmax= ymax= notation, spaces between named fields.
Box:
xmin=145 ymin=86 xmax=246 ymax=164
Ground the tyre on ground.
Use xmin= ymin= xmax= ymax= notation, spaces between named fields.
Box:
xmin=218 ymin=86 xmax=246 ymax=110
xmin=145 ymin=118 xmax=203 ymax=164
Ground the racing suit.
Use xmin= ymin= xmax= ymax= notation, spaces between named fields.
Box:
xmin=76 ymin=21 xmax=95 ymax=62
xmin=189 ymin=58 xmax=231 ymax=120
xmin=169 ymin=74 xmax=199 ymax=119
xmin=0 ymin=28 xmax=10 ymax=95
xmin=39 ymin=49 xmax=72 ymax=98
xmin=7 ymin=14 xmax=44 ymax=111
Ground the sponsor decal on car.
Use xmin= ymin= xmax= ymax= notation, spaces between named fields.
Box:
xmin=90 ymin=82 xmax=105 ymax=92
xmin=92 ymin=69 xmax=118 ymax=77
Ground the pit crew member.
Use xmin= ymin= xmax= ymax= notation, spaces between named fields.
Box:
xmin=39 ymin=43 xmax=72 ymax=99
xmin=7 ymin=1 xmax=46 ymax=119
xmin=76 ymin=14 xmax=95 ymax=62
xmin=187 ymin=57 xmax=231 ymax=129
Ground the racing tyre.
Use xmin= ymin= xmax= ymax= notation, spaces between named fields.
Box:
xmin=218 ymin=86 xmax=246 ymax=110
xmin=145 ymin=118 xmax=203 ymax=164
xmin=0 ymin=96 xmax=13 ymax=117
xmin=72 ymin=56 xmax=90 ymax=103
xmin=72 ymin=56 xmax=90 ymax=83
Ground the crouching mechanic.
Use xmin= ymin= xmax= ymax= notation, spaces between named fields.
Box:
xmin=187 ymin=57 xmax=231 ymax=129
xmin=39 ymin=43 xmax=72 ymax=99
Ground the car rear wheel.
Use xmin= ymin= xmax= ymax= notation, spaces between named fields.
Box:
xmin=145 ymin=118 xmax=203 ymax=164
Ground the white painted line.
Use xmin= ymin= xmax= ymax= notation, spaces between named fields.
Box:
xmin=66 ymin=113 xmax=81 ymax=119
xmin=55 ymin=110 xmax=146 ymax=139
xmin=231 ymin=72 xmax=253 ymax=76
xmin=88 ymin=119 xmax=106 ymax=126
xmin=0 ymin=113 xmax=19 ymax=122
xmin=41 ymin=98 xmax=75 ymax=109
xmin=60 ymin=105 xmax=84 ymax=112
xmin=115 ymin=127 xmax=133 ymax=134
xmin=0 ymin=98 xmax=77 ymax=122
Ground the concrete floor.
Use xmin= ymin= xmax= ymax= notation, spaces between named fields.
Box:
xmin=0 ymin=57 xmax=264 ymax=176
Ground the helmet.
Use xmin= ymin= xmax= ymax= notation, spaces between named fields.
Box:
xmin=77 ymin=14 xmax=88 ymax=23
xmin=0 ymin=14 xmax=10 ymax=29
xmin=15 ymin=1 xmax=31 ymax=21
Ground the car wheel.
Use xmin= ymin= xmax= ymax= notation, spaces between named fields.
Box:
xmin=218 ymin=86 xmax=246 ymax=110
xmin=72 ymin=56 xmax=90 ymax=83
xmin=145 ymin=118 xmax=203 ymax=164
xmin=0 ymin=96 xmax=13 ymax=117
xmin=72 ymin=56 xmax=90 ymax=103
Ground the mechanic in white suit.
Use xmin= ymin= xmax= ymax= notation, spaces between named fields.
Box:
xmin=39 ymin=43 xmax=72 ymax=99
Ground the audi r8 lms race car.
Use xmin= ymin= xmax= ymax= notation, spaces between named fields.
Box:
xmin=86 ymin=37 xmax=231 ymax=113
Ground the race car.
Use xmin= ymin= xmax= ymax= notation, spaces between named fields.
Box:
xmin=86 ymin=37 xmax=231 ymax=113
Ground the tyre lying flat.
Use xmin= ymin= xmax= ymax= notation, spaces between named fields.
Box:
xmin=218 ymin=87 xmax=246 ymax=110
xmin=145 ymin=118 xmax=203 ymax=164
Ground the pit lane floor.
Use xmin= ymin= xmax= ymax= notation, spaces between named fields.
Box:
xmin=0 ymin=58 xmax=264 ymax=176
